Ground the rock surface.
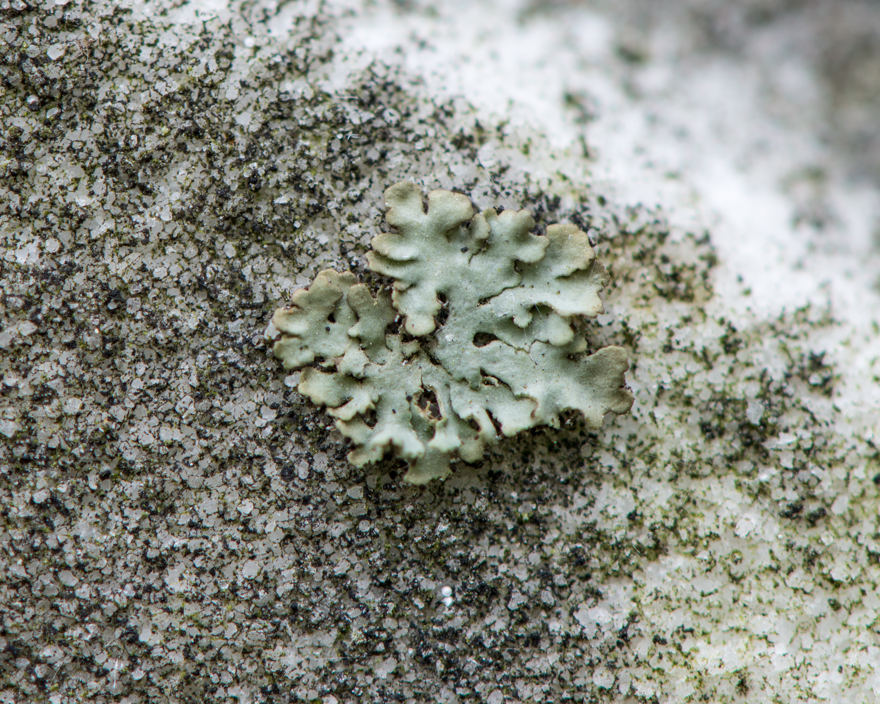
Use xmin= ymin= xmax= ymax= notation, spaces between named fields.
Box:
xmin=1 ymin=0 xmax=879 ymax=702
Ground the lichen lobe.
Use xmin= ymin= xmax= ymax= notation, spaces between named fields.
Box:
xmin=272 ymin=182 xmax=633 ymax=483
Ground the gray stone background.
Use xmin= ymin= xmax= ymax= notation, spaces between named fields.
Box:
xmin=2 ymin=0 xmax=880 ymax=702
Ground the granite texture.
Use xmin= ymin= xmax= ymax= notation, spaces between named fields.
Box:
xmin=1 ymin=1 xmax=879 ymax=702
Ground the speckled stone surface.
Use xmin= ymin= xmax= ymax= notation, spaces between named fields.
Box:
xmin=2 ymin=1 xmax=880 ymax=702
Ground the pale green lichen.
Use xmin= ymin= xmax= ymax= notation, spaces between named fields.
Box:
xmin=271 ymin=182 xmax=633 ymax=483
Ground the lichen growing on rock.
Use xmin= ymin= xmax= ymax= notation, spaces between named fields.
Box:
xmin=271 ymin=182 xmax=633 ymax=483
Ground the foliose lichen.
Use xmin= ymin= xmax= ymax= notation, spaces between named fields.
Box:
xmin=270 ymin=182 xmax=633 ymax=483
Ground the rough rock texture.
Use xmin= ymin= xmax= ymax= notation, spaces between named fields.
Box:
xmin=1 ymin=0 xmax=879 ymax=703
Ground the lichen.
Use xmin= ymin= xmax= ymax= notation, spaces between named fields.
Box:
xmin=271 ymin=182 xmax=633 ymax=483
